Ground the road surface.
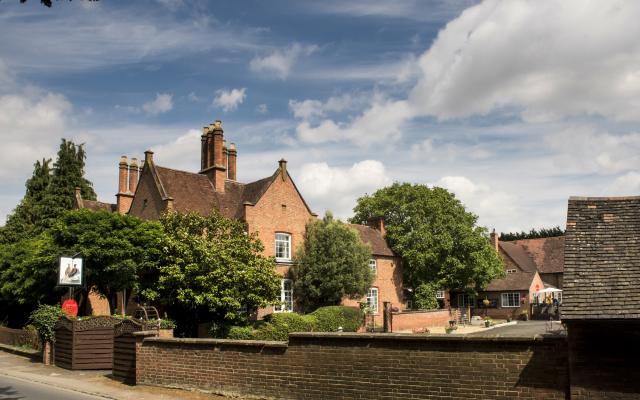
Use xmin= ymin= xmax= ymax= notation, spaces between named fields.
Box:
xmin=0 ymin=374 xmax=107 ymax=400
xmin=467 ymin=320 xmax=566 ymax=336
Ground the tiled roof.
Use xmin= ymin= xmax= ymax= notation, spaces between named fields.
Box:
xmin=485 ymin=271 xmax=537 ymax=291
xmin=81 ymin=200 xmax=117 ymax=213
xmin=347 ymin=224 xmax=394 ymax=257
xmin=563 ymin=196 xmax=640 ymax=320
xmin=499 ymin=242 xmax=538 ymax=272
xmin=511 ymin=236 xmax=565 ymax=274
xmin=450 ymin=271 xmax=538 ymax=292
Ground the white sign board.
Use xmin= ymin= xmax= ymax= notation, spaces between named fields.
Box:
xmin=58 ymin=257 xmax=83 ymax=287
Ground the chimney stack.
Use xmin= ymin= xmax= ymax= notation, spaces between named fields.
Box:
xmin=201 ymin=126 xmax=209 ymax=171
xmin=222 ymin=140 xmax=228 ymax=171
xmin=279 ymin=159 xmax=287 ymax=181
xmin=128 ymin=158 xmax=139 ymax=194
xmin=367 ymin=216 xmax=386 ymax=235
xmin=228 ymin=143 xmax=237 ymax=181
xmin=118 ymin=156 xmax=128 ymax=194
xmin=208 ymin=123 xmax=215 ymax=168
xmin=490 ymin=230 xmax=499 ymax=252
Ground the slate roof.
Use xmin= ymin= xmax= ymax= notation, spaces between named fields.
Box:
xmin=79 ymin=199 xmax=117 ymax=213
xmin=512 ymin=236 xmax=565 ymax=274
xmin=499 ymin=242 xmax=539 ymax=272
xmin=562 ymin=196 xmax=640 ymax=321
xmin=347 ymin=224 xmax=395 ymax=257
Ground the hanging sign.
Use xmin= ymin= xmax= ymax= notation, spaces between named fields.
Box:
xmin=57 ymin=252 xmax=84 ymax=288
xmin=62 ymin=299 xmax=78 ymax=318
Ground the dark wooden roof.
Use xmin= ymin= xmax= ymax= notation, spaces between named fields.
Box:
xmin=512 ymin=236 xmax=565 ymax=274
xmin=563 ymin=196 xmax=640 ymax=320
xmin=499 ymin=242 xmax=538 ymax=272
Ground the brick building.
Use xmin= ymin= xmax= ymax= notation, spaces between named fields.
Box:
xmin=449 ymin=231 xmax=564 ymax=319
xmin=73 ymin=121 xmax=404 ymax=319
xmin=563 ymin=195 xmax=640 ymax=399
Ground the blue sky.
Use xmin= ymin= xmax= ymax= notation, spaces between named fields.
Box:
xmin=2 ymin=0 xmax=640 ymax=233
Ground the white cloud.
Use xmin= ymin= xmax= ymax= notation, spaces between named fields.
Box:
xmin=150 ymin=129 xmax=202 ymax=172
xmin=256 ymin=104 xmax=268 ymax=114
xmin=212 ymin=88 xmax=246 ymax=113
xmin=250 ymin=42 xmax=318 ymax=79
xmin=187 ymin=92 xmax=199 ymax=101
xmin=408 ymin=0 xmax=640 ymax=122
xmin=0 ymin=88 xmax=72 ymax=182
xmin=434 ymin=175 xmax=520 ymax=229
xmin=289 ymin=99 xmax=324 ymax=119
xmin=295 ymin=160 xmax=392 ymax=219
xmin=545 ymin=126 xmax=640 ymax=175
xmin=606 ymin=171 xmax=640 ymax=196
xmin=142 ymin=93 xmax=173 ymax=116
xmin=114 ymin=105 xmax=140 ymax=114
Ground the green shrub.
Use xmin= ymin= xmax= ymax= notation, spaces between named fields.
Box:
xmin=227 ymin=326 xmax=257 ymax=340
xmin=256 ymin=313 xmax=318 ymax=341
xmin=27 ymin=304 xmax=66 ymax=342
xmin=311 ymin=306 xmax=363 ymax=332
xmin=147 ymin=318 xmax=177 ymax=329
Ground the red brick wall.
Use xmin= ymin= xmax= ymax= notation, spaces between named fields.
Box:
xmin=136 ymin=333 xmax=569 ymax=399
xmin=342 ymin=255 xmax=403 ymax=316
xmin=127 ymin=166 xmax=167 ymax=222
xmin=567 ymin=321 xmax=640 ymax=399
xmin=390 ymin=310 xmax=452 ymax=331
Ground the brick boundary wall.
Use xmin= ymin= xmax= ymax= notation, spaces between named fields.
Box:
xmin=137 ymin=333 xmax=569 ymax=399
xmin=391 ymin=309 xmax=453 ymax=331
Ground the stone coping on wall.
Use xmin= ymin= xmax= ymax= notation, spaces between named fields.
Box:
xmin=140 ymin=332 xmax=566 ymax=347
xmin=392 ymin=309 xmax=448 ymax=314
xmin=142 ymin=337 xmax=289 ymax=348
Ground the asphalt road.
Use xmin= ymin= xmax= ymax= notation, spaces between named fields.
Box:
xmin=467 ymin=320 xmax=566 ymax=336
xmin=0 ymin=374 xmax=107 ymax=400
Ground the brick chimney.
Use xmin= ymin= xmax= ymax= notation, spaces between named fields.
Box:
xmin=128 ymin=158 xmax=139 ymax=194
xmin=201 ymin=126 xmax=209 ymax=171
xmin=490 ymin=230 xmax=499 ymax=252
xmin=367 ymin=216 xmax=385 ymax=235
xmin=199 ymin=121 xmax=227 ymax=192
xmin=207 ymin=123 xmax=215 ymax=168
xmin=228 ymin=143 xmax=237 ymax=181
xmin=222 ymin=140 xmax=228 ymax=171
xmin=279 ymin=159 xmax=287 ymax=181
xmin=116 ymin=156 xmax=134 ymax=214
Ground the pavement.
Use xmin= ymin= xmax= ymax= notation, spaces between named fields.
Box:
xmin=466 ymin=320 xmax=567 ymax=336
xmin=0 ymin=349 xmax=241 ymax=400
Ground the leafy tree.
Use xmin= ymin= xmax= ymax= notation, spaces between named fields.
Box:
xmin=349 ymin=183 xmax=505 ymax=296
xmin=48 ymin=209 xmax=162 ymax=315
xmin=141 ymin=209 xmax=282 ymax=322
xmin=413 ymin=282 xmax=439 ymax=310
xmin=499 ymin=226 xmax=565 ymax=242
xmin=291 ymin=211 xmax=374 ymax=312
xmin=0 ymin=159 xmax=51 ymax=244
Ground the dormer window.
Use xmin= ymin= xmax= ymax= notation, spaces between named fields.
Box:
xmin=275 ymin=233 xmax=291 ymax=261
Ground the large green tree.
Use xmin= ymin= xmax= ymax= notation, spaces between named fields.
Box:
xmin=48 ymin=209 xmax=162 ymax=315
xmin=141 ymin=209 xmax=282 ymax=322
xmin=291 ymin=211 xmax=374 ymax=312
xmin=349 ymin=183 xmax=505 ymax=295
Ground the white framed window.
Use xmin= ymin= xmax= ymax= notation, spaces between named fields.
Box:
xmin=501 ymin=292 xmax=520 ymax=307
xmin=407 ymin=300 xmax=412 ymax=310
xmin=436 ymin=290 xmax=445 ymax=299
xmin=367 ymin=288 xmax=378 ymax=313
xmin=507 ymin=269 xmax=517 ymax=274
xmin=458 ymin=294 xmax=475 ymax=308
xmin=274 ymin=279 xmax=293 ymax=313
xmin=369 ymin=259 xmax=377 ymax=275
xmin=275 ymin=233 xmax=291 ymax=261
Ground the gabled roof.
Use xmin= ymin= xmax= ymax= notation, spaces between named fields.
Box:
xmin=499 ymin=242 xmax=538 ymax=272
xmin=449 ymin=271 xmax=539 ymax=292
xmin=150 ymin=163 xmax=313 ymax=220
xmin=563 ymin=196 xmax=640 ymax=320
xmin=511 ymin=236 xmax=565 ymax=274
xmin=347 ymin=224 xmax=394 ymax=257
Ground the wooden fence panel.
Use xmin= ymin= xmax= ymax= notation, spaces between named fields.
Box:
xmin=113 ymin=333 xmax=136 ymax=384
xmin=0 ymin=326 xmax=42 ymax=351
xmin=73 ymin=326 xmax=113 ymax=370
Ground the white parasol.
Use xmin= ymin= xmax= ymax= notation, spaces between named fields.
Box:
xmin=538 ymin=288 xmax=562 ymax=293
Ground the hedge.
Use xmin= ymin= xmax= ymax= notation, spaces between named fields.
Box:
xmin=311 ymin=306 xmax=363 ymax=332
xmin=256 ymin=313 xmax=318 ymax=341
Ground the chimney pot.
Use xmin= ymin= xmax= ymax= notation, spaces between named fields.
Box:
xmin=75 ymin=187 xmax=81 ymax=198
xmin=129 ymin=158 xmax=139 ymax=194
xmin=228 ymin=143 xmax=237 ymax=181
xmin=210 ymin=123 xmax=215 ymax=131
xmin=215 ymin=120 xmax=221 ymax=130
xmin=203 ymin=126 xmax=209 ymax=135
xmin=279 ymin=159 xmax=287 ymax=181
xmin=230 ymin=143 xmax=235 ymax=151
